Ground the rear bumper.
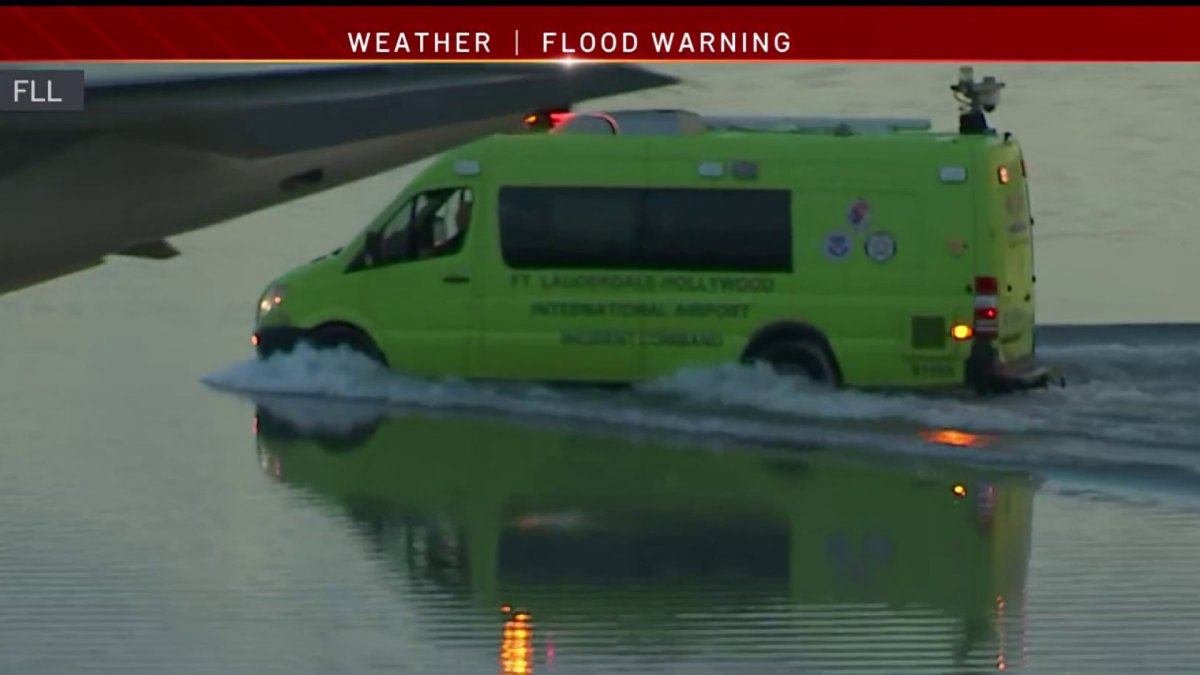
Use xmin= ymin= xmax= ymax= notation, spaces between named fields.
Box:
xmin=253 ymin=326 xmax=306 ymax=359
xmin=965 ymin=339 xmax=1063 ymax=394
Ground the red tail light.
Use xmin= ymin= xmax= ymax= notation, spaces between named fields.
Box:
xmin=973 ymin=276 xmax=999 ymax=337
xmin=549 ymin=111 xmax=573 ymax=127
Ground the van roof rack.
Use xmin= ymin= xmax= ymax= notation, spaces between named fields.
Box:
xmin=704 ymin=115 xmax=933 ymax=134
xmin=548 ymin=109 xmax=933 ymax=137
xmin=560 ymin=109 xmax=709 ymax=135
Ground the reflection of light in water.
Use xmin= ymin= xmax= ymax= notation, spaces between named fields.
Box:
xmin=1020 ymin=587 xmax=1029 ymax=670
xmin=996 ymin=595 xmax=1007 ymax=671
xmin=977 ymin=483 xmax=996 ymax=531
xmin=513 ymin=511 xmax=589 ymax=531
xmin=920 ymin=428 xmax=992 ymax=448
xmin=255 ymin=446 xmax=282 ymax=478
xmin=501 ymin=609 xmax=533 ymax=674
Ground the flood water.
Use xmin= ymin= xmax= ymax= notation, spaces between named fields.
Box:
xmin=3 ymin=64 xmax=1200 ymax=674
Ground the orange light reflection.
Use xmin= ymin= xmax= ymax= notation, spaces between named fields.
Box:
xmin=920 ymin=428 xmax=992 ymax=448
xmin=501 ymin=611 xmax=534 ymax=675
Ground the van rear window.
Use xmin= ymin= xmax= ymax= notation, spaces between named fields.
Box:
xmin=498 ymin=186 xmax=792 ymax=272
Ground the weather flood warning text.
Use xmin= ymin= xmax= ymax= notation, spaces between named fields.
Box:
xmin=344 ymin=30 xmax=794 ymax=57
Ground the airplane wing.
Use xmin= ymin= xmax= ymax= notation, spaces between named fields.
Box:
xmin=0 ymin=63 xmax=679 ymax=295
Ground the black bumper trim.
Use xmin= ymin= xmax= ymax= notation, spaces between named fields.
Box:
xmin=965 ymin=339 xmax=1064 ymax=394
xmin=253 ymin=326 xmax=306 ymax=359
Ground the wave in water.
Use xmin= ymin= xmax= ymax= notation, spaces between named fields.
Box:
xmin=203 ymin=337 xmax=1200 ymax=472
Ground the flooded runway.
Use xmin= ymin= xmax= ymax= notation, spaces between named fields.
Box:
xmin=4 ymin=63 xmax=1200 ymax=673
xmin=3 ymin=325 xmax=1199 ymax=674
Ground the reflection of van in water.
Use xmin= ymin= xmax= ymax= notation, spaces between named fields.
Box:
xmin=252 ymin=402 xmax=1037 ymax=670
xmin=252 ymin=67 xmax=1052 ymax=393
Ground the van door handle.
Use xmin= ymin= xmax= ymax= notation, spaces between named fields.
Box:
xmin=442 ymin=274 xmax=470 ymax=284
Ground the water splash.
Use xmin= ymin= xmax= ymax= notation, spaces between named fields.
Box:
xmin=205 ymin=337 xmax=1200 ymax=469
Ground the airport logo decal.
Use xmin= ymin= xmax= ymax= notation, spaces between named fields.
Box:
xmin=847 ymin=197 xmax=872 ymax=231
xmin=823 ymin=231 xmax=853 ymax=261
xmin=865 ymin=231 xmax=897 ymax=263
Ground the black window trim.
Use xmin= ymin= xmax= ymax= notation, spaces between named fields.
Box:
xmin=497 ymin=185 xmax=794 ymax=274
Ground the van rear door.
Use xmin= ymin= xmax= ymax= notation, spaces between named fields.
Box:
xmin=981 ymin=141 xmax=1035 ymax=363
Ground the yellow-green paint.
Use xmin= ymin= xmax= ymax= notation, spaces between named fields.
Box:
xmin=256 ymin=123 xmax=1037 ymax=389
xmin=255 ymin=409 xmax=1037 ymax=626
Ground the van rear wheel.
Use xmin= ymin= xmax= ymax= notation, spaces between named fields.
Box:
xmin=752 ymin=339 xmax=838 ymax=386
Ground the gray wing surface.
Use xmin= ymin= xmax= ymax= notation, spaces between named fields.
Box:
xmin=0 ymin=63 xmax=678 ymax=294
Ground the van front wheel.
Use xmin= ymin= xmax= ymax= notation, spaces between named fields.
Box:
xmin=305 ymin=324 xmax=388 ymax=367
xmin=751 ymin=339 xmax=839 ymax=386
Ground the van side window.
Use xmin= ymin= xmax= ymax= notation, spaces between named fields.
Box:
xmin=372 ymin=187 xmax=474 ymax=266
xmin=498 ymin=186 xmax=792 ymax=272
xmin=499 ymin=187 xmax=639 ymax=268
xmin=429 ymin=189 xmax=474 ymax=257
xmin=377 ymin=199 xmax=416 ymax=262
xmin=641 ymin=189 xmax=792 ymax=272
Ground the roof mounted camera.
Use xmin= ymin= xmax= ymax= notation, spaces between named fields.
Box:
xmin=951 ymin=66 xmax=1006 ymax=135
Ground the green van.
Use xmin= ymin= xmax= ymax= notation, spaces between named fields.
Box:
xmin=252 ymin=68 xmax=1054 ymax=393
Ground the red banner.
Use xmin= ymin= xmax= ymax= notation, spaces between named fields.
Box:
xmin=0 ymin=6 xmax=1197 ymax=62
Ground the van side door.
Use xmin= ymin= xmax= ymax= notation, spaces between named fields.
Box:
xmin=477 ymin=158 xmax=648 ymax=384
xmin=635 ymin=183 xmax=794 ymax=380
xmin=356 ymin=185 xmax=480 ymax=377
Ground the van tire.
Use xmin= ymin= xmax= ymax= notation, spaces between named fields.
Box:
xmin=306 ymin=323 xmax=388 ymax=366
xmin=751 ymin=339 xmax=839 ymax=386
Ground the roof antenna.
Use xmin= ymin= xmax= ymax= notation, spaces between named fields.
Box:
xmin=951 ymin=66 xmax=1005 ymax=135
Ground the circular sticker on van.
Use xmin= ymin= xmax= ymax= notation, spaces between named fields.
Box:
xmin=865 ymin=231 xmax=897 ymax=263
xmin=847 ymin=198 xmax=872 ymax=231
xmin=823 ymin=231 xmax=853 ymax=261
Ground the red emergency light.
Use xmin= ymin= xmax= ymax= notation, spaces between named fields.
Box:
xmin=522 ymin=108 xmax=573 ymax=130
